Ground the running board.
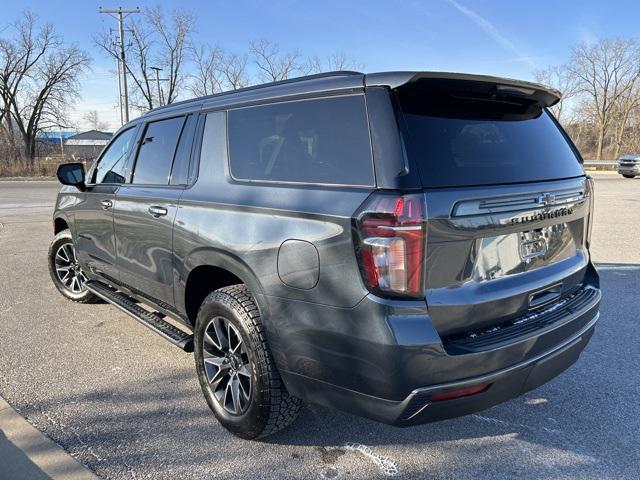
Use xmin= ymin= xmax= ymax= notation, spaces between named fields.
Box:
xmin=86 ymin=281 xmax=194 ymax=352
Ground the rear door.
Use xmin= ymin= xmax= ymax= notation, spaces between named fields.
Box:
xmin=395 ymin=84 xmax=592 ymax=336
xmin=74 ymin=126 xmax=138 ymax=281
xmin=113 ymin=114 xmax=197 ymax=307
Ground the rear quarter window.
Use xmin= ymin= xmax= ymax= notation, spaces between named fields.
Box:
xmin=227 ymin=95 xmax=374 ymax=186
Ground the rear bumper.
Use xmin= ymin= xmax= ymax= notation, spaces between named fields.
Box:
xmin=281 ymin=311 xmax=597 ymax=426
xmin=272 ymin=267 xmax=601 ymax=426
xmin=397 ymin=313 xmax=596 ymax=425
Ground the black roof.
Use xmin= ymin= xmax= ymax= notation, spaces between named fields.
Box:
xmin=141 ymin=70 xmax=561 ymax=121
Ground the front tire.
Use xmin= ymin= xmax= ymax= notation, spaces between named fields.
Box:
xmin=194 ymin=285 xmax=301 ymax=439
xmin=622 ymin=174 xmax=636 ymax=178
xmin=48 ymin=230 xmax=99 ymax=303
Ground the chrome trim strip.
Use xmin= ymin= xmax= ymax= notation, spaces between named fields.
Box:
xmin=377 ymin=225 xmax=423 ymax=231
xmin=453 ymin=186 xmax=586 ymax=217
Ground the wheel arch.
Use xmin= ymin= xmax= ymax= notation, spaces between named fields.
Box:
xmin=178 ymin=248 xmax=269 ymax=327
xmin=53 ymin=215 xmax=70 ymax=235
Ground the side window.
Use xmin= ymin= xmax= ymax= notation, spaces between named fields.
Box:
xmin=227 ymin=95 xmax=374 ymax=186
xmin=132 ymin=116 xmax=186 ymax=185
xmin=169 ymin=115 xmax=196 ymax=185
xmin=93 ymin=127 xmax=137 ymax=184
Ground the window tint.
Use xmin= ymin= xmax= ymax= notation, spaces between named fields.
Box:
xmin=399 ymin=95 xmax=583 ymax=188
xmin=132 ymin=116 xmax=186 ymax=185
xmin=93 ymin=127 xmax=137 ymax=184
xmin=228 ymin=95 xmax=374 ymax=185
xmin=169 ymin=115 xmax=196 ymax=185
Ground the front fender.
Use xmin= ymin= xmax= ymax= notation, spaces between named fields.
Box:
xmin=53 ymin=187 xmax=85 ymax=238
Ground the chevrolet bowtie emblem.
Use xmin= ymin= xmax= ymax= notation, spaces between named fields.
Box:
xmin=538 ymin=193 xmax=557 ymax=206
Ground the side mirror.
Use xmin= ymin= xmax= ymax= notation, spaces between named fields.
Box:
xmin=57 ymin=163 xmax=86 ymax=191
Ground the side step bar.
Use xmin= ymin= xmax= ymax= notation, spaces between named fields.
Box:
xmin=86 ymin=281 xmax=194 ymax=352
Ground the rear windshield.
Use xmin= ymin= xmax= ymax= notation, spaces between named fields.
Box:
xmin=398 ymin=94 xmax=583 ymax=188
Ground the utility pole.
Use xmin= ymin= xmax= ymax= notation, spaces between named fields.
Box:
xmin=116 ymin=56 xmax=124 ymax=125
xmin=150 ymin=66 xmax=168 ymax=106
xmin=98 ymin=6 xmax=140 ymax=124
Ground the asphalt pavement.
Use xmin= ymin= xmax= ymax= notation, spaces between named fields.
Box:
xmin=0 ymin=173 xmax=638 ymax=479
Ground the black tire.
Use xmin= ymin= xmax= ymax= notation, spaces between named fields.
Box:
xmin=48 ymin=230 xmax=99 ymax=303
xmin=622 ymin=174 xmax=636 ymax=178
xmin=194 ymin=284 xmax=301 ymax=439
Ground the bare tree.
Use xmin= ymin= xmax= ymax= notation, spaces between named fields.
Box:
xmin=621 ymin=106 xmax=640 ymax=154
xmin=83 ymin=110 xmax=109 ymax=131
xmin=250 ymin=39 xmax=301 ymax=82
xmin=95 ymin=18 xmax=154 ymax=111
xmin=220 ymin=51 xmax=250 ymax=90
xmin=0 ymin=12 xmax=90 ymax=161
xmin=305 ymin=51 xmax=364 ymax=75
xmin=611 ymin=81 xmax=640 ymax=159
xmin=568 ymin=38 xmax=640 ymax=159
xmin=96 ymin=6 xmax=194 ymax=112
xmin=189 ymin=43 xmax=224 ymax=96
xmin=534 ymin=64 xmax=578 ymax=123
xmin=146 ymin=6 xmax=194 ymax=104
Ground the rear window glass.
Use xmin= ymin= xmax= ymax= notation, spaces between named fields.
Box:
xmin=227 ymin=95 xmax=374 ymax=186
xmin=399 ymin=95 xmax=583 ymax=188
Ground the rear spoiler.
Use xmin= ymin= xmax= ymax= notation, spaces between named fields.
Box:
xmin=365 ymin=71 xmax=561 ymax=108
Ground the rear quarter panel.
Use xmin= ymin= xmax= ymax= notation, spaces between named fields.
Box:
xmin=172 ymin=111 xmax=373 ymax=328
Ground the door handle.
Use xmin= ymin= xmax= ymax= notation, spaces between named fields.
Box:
xmin=148 ymin=205 xmax=168 ymax=217
xmin=100 ymin=200 xmax=113 ymax=209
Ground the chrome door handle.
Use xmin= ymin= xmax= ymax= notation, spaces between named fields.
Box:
xmin=100 ymin=200 xmax=113 ymax=209
xmin=148 ymin=205 xmax=168 ymax=217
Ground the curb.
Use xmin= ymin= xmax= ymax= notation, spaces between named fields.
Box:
xmin=0 ymin=396 xmax=98 ymax=480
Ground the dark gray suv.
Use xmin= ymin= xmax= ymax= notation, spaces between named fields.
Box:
xmin=49 ymin=71 xmax=601 ymax=439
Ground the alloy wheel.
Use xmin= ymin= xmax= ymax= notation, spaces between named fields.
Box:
xmin=202 ymin=316 xmax=253 ymax=415
xmin=54 ymin=242 xmax=87 ymax=294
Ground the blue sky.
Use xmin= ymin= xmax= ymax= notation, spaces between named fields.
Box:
xmin=4 ymin=0 xmax=639 ymax=130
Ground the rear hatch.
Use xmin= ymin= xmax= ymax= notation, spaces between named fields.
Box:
xmin=395 ymin=76 xmax=593 ymax=337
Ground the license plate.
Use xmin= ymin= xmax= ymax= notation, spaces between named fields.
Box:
xmin=519 ymin=230 xmax=548 ymax=261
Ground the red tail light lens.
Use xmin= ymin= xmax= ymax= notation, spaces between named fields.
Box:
xmin=353 ymin=192 xmax=426 ymax=298
xmin=431 ymin=383 xmax=489 ymax=402
xmin=585 ymin=177 xmax=595 ymax=248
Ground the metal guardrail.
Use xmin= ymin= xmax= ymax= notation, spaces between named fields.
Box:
xmin=583 ymin=160 xmax=618 ymax=170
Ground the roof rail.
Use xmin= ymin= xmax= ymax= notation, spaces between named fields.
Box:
xmin=142 ymin=70 xmax=363 ymax=116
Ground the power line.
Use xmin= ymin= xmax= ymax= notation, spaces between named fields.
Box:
xmin=98 ymin=6 xmax=140 ymax=125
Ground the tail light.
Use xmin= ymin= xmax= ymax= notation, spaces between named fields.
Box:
xmin=352 ymin=192 xmax=427 ymax=298
xmin=585 ymin=177 xmax=595 ymax=248
xmin=431 ymin=383 xmax=489 ymax=402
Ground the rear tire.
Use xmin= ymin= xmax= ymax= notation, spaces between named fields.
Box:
xmin=48 ymin=230 xmax=99 ymax=303
xmin=194 ymin=284 xmax=301 ymax=439
xmin=622 ymin=174 xmax=636 ymax=178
